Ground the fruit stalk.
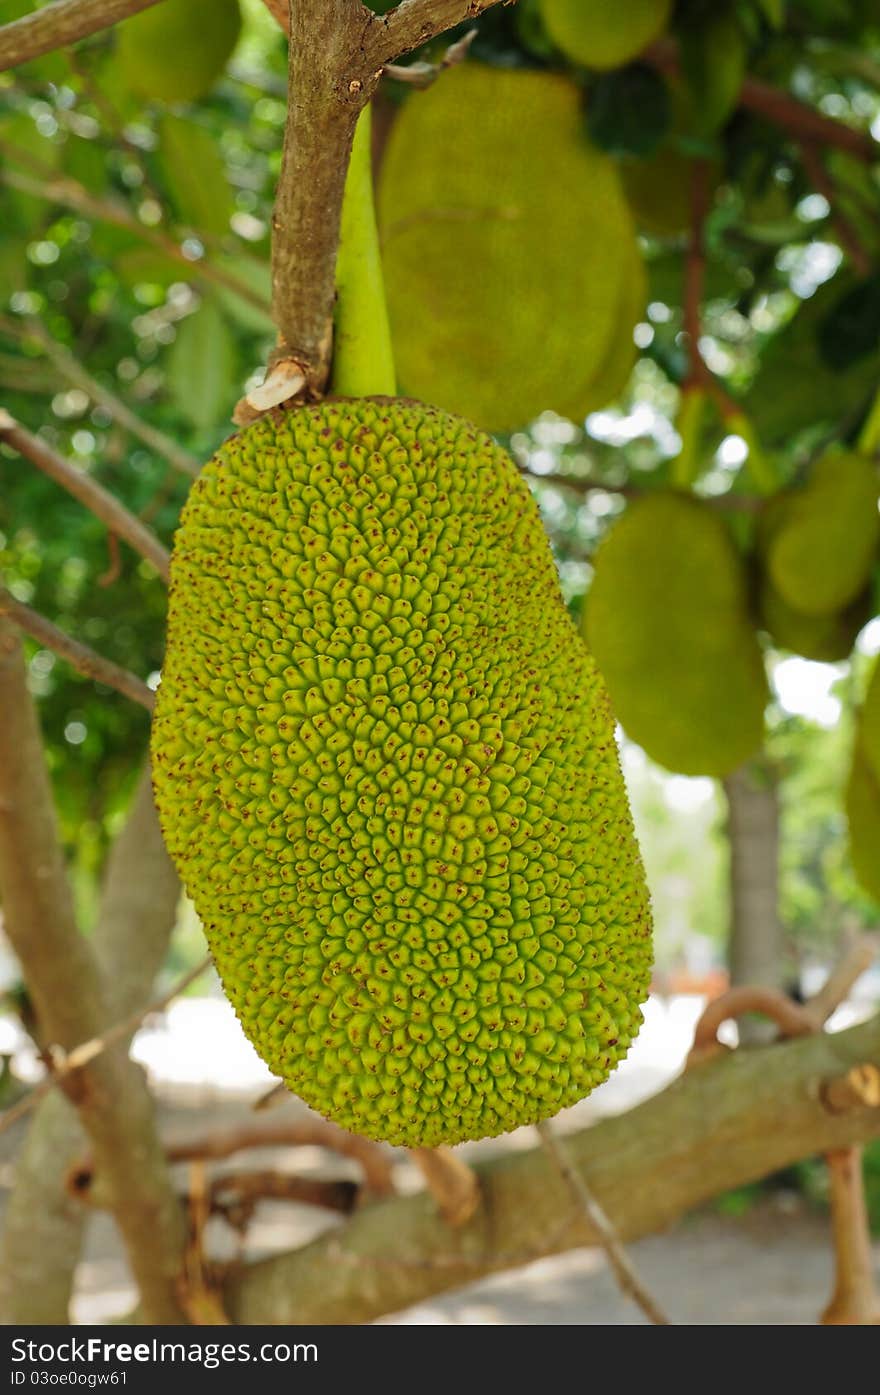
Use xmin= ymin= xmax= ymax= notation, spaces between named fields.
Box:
xmin=332 ymin=104 xmax=397 ymax=398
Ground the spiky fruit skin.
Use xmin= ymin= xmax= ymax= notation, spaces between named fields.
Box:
xmin=586 ymin=493 xmax=768 ymax=777
xmin=768 ymin=452 xmax=879 ymax=617
xmin=379 ymin=65 xmax=639 ymax=433
xmin=117 ymin=0 xmax=241 ymax=104
xmin=540 ymin=0 xmax=672 ymax=70
xmin=151 ymin=400 xmax=653 ymax=1147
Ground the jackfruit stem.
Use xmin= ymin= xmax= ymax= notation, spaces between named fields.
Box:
xmin=670 ymin=383 xmax=706 ymax=489
xmin=857 ymin=383 xmax=880 ymax=457
xmin=726 ymin=410 xmax=777 ymax=496
xmin=331 ymin=105 xmax=397 ymax=398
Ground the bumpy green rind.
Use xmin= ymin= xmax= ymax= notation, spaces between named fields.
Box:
xmin=768 ymin=452 xmax=879 ymax=618
xmin=585 ymin=493 xmax=769 ymax=777
xmin=379 ymin=66 xmax=639 ymax=433
xmin=151 ymin=399 xmax=653 ymax=1147
xmin=117 ymin=0 xmax=242 ymax=104
xmin=540 ymin=0 xmax=672 ymax=70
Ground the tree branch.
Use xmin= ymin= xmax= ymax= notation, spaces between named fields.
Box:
xmin=362 ymin=0 xmax=508 ymax=67
xmin=268 ymin=0 xmax=509 ymax=394
xmin=0 ymin=411 xmax=170 ymax=581
xmin=16 ymin=319 xmax=200 ymax=479
xmin=225 ymin=1013 xmax=880 ymax=1323
xmin=0 ymin=587 xmax=156 ymax=710
xmin=0 ymin=760 xmax=181 ymax=1323
xmin=798 ymin=141 xmax=873 ymax=277
xmin=645 ymin=38 xmax=878 ymax=163
xmin=0 ymin=620 xmax=187 ymax=1324
xmin=0 ymin=0 xmax=164 ymax=73
xmin=536 ymin=1121 xmax=671 ymax=1326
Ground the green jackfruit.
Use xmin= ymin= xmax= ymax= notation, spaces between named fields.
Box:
xmin=540 ymin=0 xmax=672 ymax=70
xmin=846 ymin=742 xmax=880 ymax=903
xmin=586 ymin=493 xmax=768 ymax=776
xmin=379 ymin=65 xmax=640 ymax=433
xmin=151 ymin=399 xmax=653 ymax=1147
xmin=767 ymin=452 xmax=879 ymax=617
xmin=860 ymin=658 xmax=880 ymax=785
xmin=580 ymin=238 xmax=647 ymax=414
xmin=758 ymin=577 xmax=870 ymax=663
xmin=117 ymin=0 xmax=242 ymax=104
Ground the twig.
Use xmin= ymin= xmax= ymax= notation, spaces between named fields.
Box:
xmin=683 ymin=161 xmax=710 ymax=388
xmin=645 ymin=38 xmax=878 ymax=163
xmin=803 ymin=938 xmax=878 ymax=1031
xmin=362 ymin=0 xmax=509 ymax=68
xmin=536 ymin=1121 xmax=671 ymax=1326
xmin=0 ymin=168 xmax=269 ymax=319
xmin=0 ymin=588 xmax=155 ymax=711
xmin=517 ymin=464 xmax=764 ymax=513
xmin=17 ymin=319 xmax=200 ymax=479
xmin=0 ymin=0 xmax=163 ymax=72
xmin=821 ymin=1147 xmax=880 ymax=1324
xmin=799 ymin=141 xmax=872 ymax=277
xmin=0 ymin=956 xmax=212 ymax=1140
xmin=410 ymin=1147 xmax=480 ymax=1227
xmin=157 ymin=1116 xmax=395 ymax=1197
xmin=687 ymin=986 xmax=814 ymax=1067
xmin=0 ymin=410 xmax=170 ymax=581
xmin=383 ymin=26 xmax=477 ymax=87
xmin=209 ymin=1170 xmax=359 ymax=1217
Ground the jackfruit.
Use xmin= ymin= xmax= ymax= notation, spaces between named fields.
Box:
xmin=758 ymin=577 xmax=870 ymax=663
xmin=580 ymin=238 xmax=647 ymax=414
xmin=379 ymin=65 xmax=641 ymax=433
xmin=539 ymin=0 xmax=672 ymax=70
xmin=767 ymin=452 xmax=879 ymax=617
xmin=585 ymin=493 xmax=768 ymax=776
xmin=846 ymin=742 xmax=880 ymax=904
xmin=860 ymin=658 xmax=880 ymax=786
xmin=151 ymin=399 xmax=653 ymax=1148
xmin=117 ymin=0 xmax=242 ymax=104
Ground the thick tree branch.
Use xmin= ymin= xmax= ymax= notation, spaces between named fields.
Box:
xmin=0 ymin=411 xmax=170 ymax=581
xmin=0 ymin=588 xmax=155 ymax=710
xmin=268 ymin=0 xmax=509 ymax=393
xmin=225 ymin=1013 xmax=880 ymax=1324
xmin=0 ymin=760 xmax=182 ymax=1324
xmin=0 ymin=621 xmax=187 ymax=1324
xmin=0 ymin=0 xmax=164 ymax=73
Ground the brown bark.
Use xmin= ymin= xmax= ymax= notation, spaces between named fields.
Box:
xmin=724 ymin=760 xmax=786 ymax=1042
xmin=225 ymin=1012 xmax=880 ymax=1324
xmin=0 ymin=412 xmax=170 ymax=581
xmin=0 ymin=625 xmax=186 ymax=1324
xmin=270 ymin=0 xmax=510 ymax=391
xmin=0 ymin=0 xmax=164 ymax=73
xmin=0 ymin=587 xmax=155 ymax=710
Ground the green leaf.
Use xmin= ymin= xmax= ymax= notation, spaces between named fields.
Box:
xmin=1 ymin=110 xmax=60 ymax=229
xmin=817 ymin=276 xmax=880 ymax=371
xmin=157 ymin=114 xmax=235 ymax=240
xmin=587 ymin=66 xmax=671 ymax=158
xmin=754 ymin=0 xmax=785 ymax=28
xmin=166 ymin=299 xmax=237 ymax=432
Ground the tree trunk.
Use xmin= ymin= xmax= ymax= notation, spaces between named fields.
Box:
xmin=723 ymin=759 xmax=786 ymax=1041
xmin=0 ymin=761 xmax=182 ymax=1323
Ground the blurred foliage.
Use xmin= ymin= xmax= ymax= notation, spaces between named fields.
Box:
xmin=0 ymin=0 xmax=878 ymax=963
